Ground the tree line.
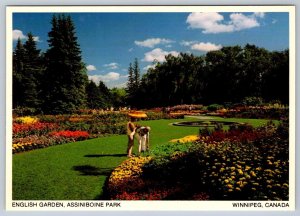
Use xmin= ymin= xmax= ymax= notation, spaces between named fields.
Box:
xmin=130 ymin=45 xmax=289 ymax=108
xmin=13 ymin=14 xmax=289 ymax=114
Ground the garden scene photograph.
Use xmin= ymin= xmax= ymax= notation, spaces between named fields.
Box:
xmin=9 ymin=8 xmax=292 ymax=204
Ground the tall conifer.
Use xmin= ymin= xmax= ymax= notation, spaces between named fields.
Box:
xmin=23 ymin=32 xmax=42 ymax=109
xmin=43 ymin=14 xmax=88 ymax=114
xmin=133 ymin=58 xmax=140 ymax=89
xmin=126 ymin=63 xmax=134 ymax=95
xmin=13 ymin=38 xmax=26 ymax=108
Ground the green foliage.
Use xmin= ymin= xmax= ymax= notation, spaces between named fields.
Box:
xmin=86 ymin=80 xmax=112 ymax=109
xmin=133 ymin=58 xmax=141 ymax=89
xmin=136 ymin=45 xmax=289 ymax=108
xmin=110 ymin=87 xmax=127 ymax=107
xmin=13 ymin=33 xmax=44 ymax=109
xmin=42 ymin=14 xmax=88 ymax=114
xmin=13 ymin=107 xmax=38 ymax=116
xmin=149 ymin=142 xmax=193 ymax=157
xmin=242 ymin=96 xmax=264 ymax=106
xmin=207 ymin=104 xmax=223 ymax=111
xmin=126 ymin=58 xmax=141 ymax=108
xmin=86 ymin=80 xmax=103 ymax=109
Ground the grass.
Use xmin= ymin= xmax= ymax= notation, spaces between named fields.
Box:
xmin=12 ymin=116 xmax=273 ymax=200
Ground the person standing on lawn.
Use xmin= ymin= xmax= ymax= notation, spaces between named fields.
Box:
xmin=126 ymin=111 xmax=147 ymax=157
xmin=127 ymin=116 xmax=137 ymax=157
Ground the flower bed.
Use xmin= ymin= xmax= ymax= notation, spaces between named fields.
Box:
xmin=13 ymin=111 xmax=184 ymax=154
xmin=169 ymin=135 xmax=199 ymax=143
xmin=14 ymin=116 xmax=39 ymax=124
xmin=13 ymin=122 xmax=59 ymax=138
xmin=50 ymin=130 xmax=90 ymax=140
xmin=107 ymin=156 xmax=152 ymax=199
xmin=12 ymin=115 xmax=92 ymax=153
xmin=107 ymin=155 xmax=209 ymax=200
xmin=12 ymin=130 xmax=90 ymax=153
xmin=13 ymin=135 xmax=69 ymax=153
xmin=221 ymin=106 xmax=288 ymax=120
xmin=106 ymin=122 xmax=289 ymax=200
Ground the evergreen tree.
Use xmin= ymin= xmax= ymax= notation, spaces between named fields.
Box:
xmin=13 ymin=34 xmax=43 ymax=110
xmin=126 ymin=63 xmax=135 ymax=106
xmin=110 ymin=87 xmax=127 ymax=108
xmin=126 ymin=63 xmax=134 ymax=95
xmin=98 ymin=80 xmax=112 ymax=108
xmin=126 ymin=59 xmax=142 ymax=107
xmin=43 ymin=14 xmax=88 ymax=114
xmin=86 ymin=80 xmax=103 ymax=109
xmin=13 ymin=38 xmax=26 ymax=108
xmin=22 ymin=32 xmax=43 ymax=109
xmin=86 ymin=80 xmax=112 ymax=109
xmin=133 ymin=58 xmax=140 ymax=89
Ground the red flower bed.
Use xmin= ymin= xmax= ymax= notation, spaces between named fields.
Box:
xmin=114 ymin=188 xmax=180 ymax=200
xmin=205 ymin=130 xmax=263 ymax=143
xmin=50 ymin=130 xmax=90 ymax=140
xmin=13 ymin=122 xmax=58 ymax=138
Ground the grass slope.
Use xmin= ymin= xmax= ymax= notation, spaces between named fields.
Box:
xmin=12 ymin=117 xmax=272 ymax=200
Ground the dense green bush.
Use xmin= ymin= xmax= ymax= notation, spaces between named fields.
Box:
xmin=242 ymin=96 xmax=264 ymax=106
xmin=13 ymin=107 xmax=39 ymax=116
xmin=207 ymin=104 xmax=223 ymax=111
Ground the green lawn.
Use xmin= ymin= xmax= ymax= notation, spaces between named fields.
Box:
xmin=12 ymin=116 xmax=273 ymax=200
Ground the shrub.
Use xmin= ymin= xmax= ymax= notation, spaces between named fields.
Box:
xmin=207 ymin=104 xmax=223 ymax=112
xmin=242 ymin=96 xmax=264 ymax=106
xmin=13 ymin=107 xmax=38 ymax=116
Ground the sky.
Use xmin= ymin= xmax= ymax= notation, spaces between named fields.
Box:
xmin=12 ymin=12 xmax=289 ymax=88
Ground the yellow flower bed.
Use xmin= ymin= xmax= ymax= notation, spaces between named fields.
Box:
xmin=109 ymin=156 xmax=152 ymax=186
xmin=169 ymin=135 xmax=199 ymax=143
xmin=12 ymin=142 xmax=37 ymax=153
xmin=15 ymin=116 xmax=38 ymax=124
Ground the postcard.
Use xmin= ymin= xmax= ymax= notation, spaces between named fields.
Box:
xmin=6 ymin=5 xmax=295 ymax=211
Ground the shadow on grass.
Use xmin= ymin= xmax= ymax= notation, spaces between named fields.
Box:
xmin=73 ymin=165 xmax=112 ymax=176
xmin=84 ymin=154 xmax=127 ymax=158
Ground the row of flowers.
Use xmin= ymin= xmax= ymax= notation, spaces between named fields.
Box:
xmin=12 ymin=130 xmax=90 ymax=153
xmin=106 ymin=121 xmax=289 ymax=200
xmin=13 ymin=122 xmax=59 ymax=138
xmin=169 ymin=135 xmax=199 ymax=144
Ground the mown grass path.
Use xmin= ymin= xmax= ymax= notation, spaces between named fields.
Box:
xmin=12 ymin=117 xmax=272 ymax=200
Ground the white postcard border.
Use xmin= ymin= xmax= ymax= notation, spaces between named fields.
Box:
xmin=5 ymin=5 xmax=296 ymax=211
